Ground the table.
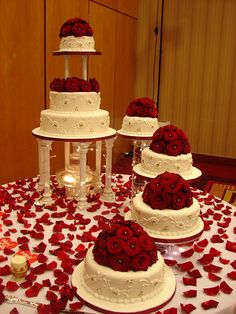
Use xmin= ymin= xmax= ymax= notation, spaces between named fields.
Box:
xmin=0 ymin=175 xmax=236 ymax=314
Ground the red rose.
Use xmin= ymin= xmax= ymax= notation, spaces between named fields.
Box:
xmin=139 ymin=235 xmax=154 ymax=252
xmin=149 ymin=177 xmax=165 ymax=192
xmin=151 ymin=248 xmax=158 ymax=263
xmin=131 ymin=252 xmax=151 ymax=271
xmin=149 ymin=191 xmax=170 ymax=209
xmin=123 ymin=238 xmax=141 ymax=256
xmin=185 ymin=192 xmax=193 ymax=207
xmin=164 ymin=177 xmax=183 ymax=193
xmin=148 ymin=106 xmax=158 ymax=118
xmin=65 ymin=18 xmax=87 ymax=26
xmin=171 ymin=191 xmax=186 ymax=209
xmin=65 ymin=77 xmax=80 ymax=92
xmin=72 ymin=23 xmax=86 ymax=37
xmin=177 ymin=128 xmax=188 ymax=140
xmin=78 ymin=79 xmax=91 ymax=92
xmin=163 ymin=129 xmax=178 ymax=142
xmin=127 ymin=102 xmax=137 ymax=116
xmin=142 ymin=186 xmax=152 ymax=203
xmin=94 ymin=232 xmax=107 ymax=250
xmin=109 ymin=253 xmax=130 ymax=272
xmin=85 ymin=24 xmax=93 ymax=36
xmin=183 ymin=140 xmax=191 ymax=154
xmin=59 ymin=25 xmax=73 ymax=38
xmin=130 ymin=223 xmax=146 ymax=236
xmin=136 ymin=105 xmax=149 ymax=117
xmin=150 ymin=140 xmax=165 ymax=153
xmin=93 ymin=248 xmax=108 ymax=266
xmin=107 ymin=236 xmax=123 ymax=255
xmin=166 ymin=140 xmax=183 ymax=156
xmin=50 ymin=78 xmax=65 ymax=92
xmin=89 ymin=78 xmax=100 ymax=92
xmin=152 ymin=127 xmax=165 ymax=141
xmin=116 ymin=226 xmax=134 ymax=240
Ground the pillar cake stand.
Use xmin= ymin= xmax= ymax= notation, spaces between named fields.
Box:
xmin=32 ymin=50 xmax=116 ymax=209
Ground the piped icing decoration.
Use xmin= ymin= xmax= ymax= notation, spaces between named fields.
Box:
xmin=126 ymin=97 xmax=158 ymax=118
xmin=59 ymin=17 xmax=93 ymax=38
xmin=142 ymin=172 xmax=193 ymax=210
xmin=50 ymin=77 xmax=100 ymax=93
xmin=93 ymin=219 xmax=158 ymax=272
xmin=150 ymin=124 xmax=190 ymax=156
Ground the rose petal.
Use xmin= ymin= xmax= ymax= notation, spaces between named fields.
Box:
xmin=201 ymin=299 xmax=219 ymax=310
xmin=198 ymin=253 xmax=214 ymax=265
xmin=164 ymin=259 xmax=177 ymax=266
xmin=203 ymin=285 xmax=220 ymax=296
xmin=209 ymin=247 xmax=221 ymax=257
xmin=203 ymin=264 xmax=222 ymax=273
xmin=220 ymin=281 xmax=233 ymax=294
xmin=230 ymin=260 xmax=236 ymax=269
xmin=163 ymin=308 xmax=177 ymax=314
xmin=208 ymin=272 xmax=221 ymax=282
xmin=181 ymin=248 xmax=194 ymax=258
xmin=6 ymin=281 xmax=19 ymax=292
xmin=188 ymin=269 xmax=202 ymax=278
xmin=25 ymin=282 xmax=43 ymax=298
xmin=196 ymin=238 xmax=209 ymax=247
xmin=211 ymin=234 xmax=224 ymax=243
xmin=219 ymin=257 xmax=230 ymax=264
xmin=0 ymin=265 xmax=11 ymax=275
xmin=180 ymin=303 xmax=196 ymax=314
xmin=226 ymin=240 xmax=236 ymax=253
xmin=183 ymin=290 xmax=197 ymax=298
xmin=69 ymin=301 xmax=84 ymax=310
xmin=183 ymin=277 xmax=197 ymax=286
xmin=227 ymin=271 xmax=236 ymax=280
xmin=177 ymin=261 xmax=194 ymax=271
xmin=193 ymin=244 xmax=204 ymax=253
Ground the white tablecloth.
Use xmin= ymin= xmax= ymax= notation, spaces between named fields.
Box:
xmin=0 ymin=175 xmax=235 ymax=314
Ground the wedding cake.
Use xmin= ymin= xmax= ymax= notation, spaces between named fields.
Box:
xmin=118 ymin=97 xmax=159 ymax=136
xmin=133 ymin=124 xmax=200 ymax=180
xmin=130 ymin=172 xmax=203 ymax=239
xmin=72 ymin=219 xmax=176 ymax=311
xmin=59 ymin=17 xmax=95 ymax=52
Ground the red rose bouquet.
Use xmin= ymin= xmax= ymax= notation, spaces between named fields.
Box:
xmin=127 ymin=97 xmax=158 ymax=118
xmin=50 ymin=77 xmax=100 ymax=93
xmin=59 ymin=17 xmax=93 ymax=38
xmin=93 ymin=220 xmax=158 ymax=272
xmin=150 ymin=125 xmax=191 ymax=156
xmin=142 ymin=172 xmax=193 ymax=210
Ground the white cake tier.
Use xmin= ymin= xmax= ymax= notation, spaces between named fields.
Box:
xmin=132 ymin=194 xmax=201 ymax=237
xmin=120 ymin=115 xmax=159 ymax=136
xmin=39 ymin=109 xmax=110 ymax=137
xmin=59 ymin=35 xmax=95 ymax=51
xmin=49 ymin=91 xmax=100 ymax=112
xmin=141 ymin=147 xmax=193 ymax=176
xmin=81 ymin=247 xmax=165 ymax=304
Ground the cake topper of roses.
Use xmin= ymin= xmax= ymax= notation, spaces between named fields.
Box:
xmin=59 ymin=17 xmax=93 ymax=38
xmin=50 ymin=77 xmax=100 ymax=93
xmin=150 ymin=124 xmax=190 ymax=156
xmin=142 ymin=172 xmax=193 ymax=210
xmin=93 ymin=219 xmax=158 ymax=272
xmin=127 ymin=97 xmax=158 ymax=118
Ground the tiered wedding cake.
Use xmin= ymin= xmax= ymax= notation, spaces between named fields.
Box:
xmin=72 ymin=219 xmax=176 ymax=312
xmin=133 ymin=124 xmax=201 ymax=180
xmin=118 ymin=97 xmax=159 ymax=136
xmin=129 ymin=172 xmax=203 ymax=240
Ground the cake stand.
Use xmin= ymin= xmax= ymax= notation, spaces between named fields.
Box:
xmin=71 ymin=261 xmax=176 ymax=314
xmin=32 ymin=50 xmax=117 ymax=209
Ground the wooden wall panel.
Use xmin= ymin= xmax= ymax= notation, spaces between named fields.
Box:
xmin=0 ymin=0 xmax=44 ymax=184
xmin=159 ymin=0 xmax=236 ymax=158
xmin=45 ymin=0 xmax=89 ymax=175
xmin=118 ymin=0 xmax=138 ymax=18
xmin=91 ymin=0 xmax=118 ymax=10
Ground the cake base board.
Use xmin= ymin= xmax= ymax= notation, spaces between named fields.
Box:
xmin=117 ymin=129 xmax=153 ymax=140
xmin=32 ymin=127 xmax=116 ymax=142
xmin=71 ymin=262 xmax=176 ymax=314
xmin=125 ymin=212 xmax=204 ymax=244
xmin=133 ymin=164 xmax=202 ymax=181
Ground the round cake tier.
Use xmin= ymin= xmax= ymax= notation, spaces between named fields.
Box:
xmin=39 ymin=109 xmax=110 ymax=137
xmin=131 ymin=194 xmax=201 ymax=238
xmin=119 ymin=116 xmax=159 ymax=137
xmin=49 ymin=91 xmax=100 ymax=112
xmin=140 ymin=148 xmax=193 ymax=177
xmin=72 ymin=247 xmax=176 ymax=313
xmin=59 ymin=35 xmax=95 ymax=52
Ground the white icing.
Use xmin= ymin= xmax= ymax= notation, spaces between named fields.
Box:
xmin=81 ymin=247 xmax=165 ymax=304
xmin=49 ymin=91 xmax=100 ymax=112
xmin=39 ymin=109 xmax=109 ymax=137
xmin=120 ymin=115 xmax=159 ymax=135
xmin=59 ymin=35 xmax=95 ymax=51
xmin=141 ymin=148 xmax=192 ymax=176
xmin=132 ymin=194 xmax=201 ymax=236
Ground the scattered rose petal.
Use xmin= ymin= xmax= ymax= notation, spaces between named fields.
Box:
xmin=69 ymin=301 xmax=84 ymax=310
xmin=196 ymin=239 xmax=209 ymax=247
xmin=201 ymin=299 xmax=219 ymax=310
xmin=203 ymin=264 xmax=222 ymax=273
xmin=203 ymin=285 xmax=220 ymax=296
xmin=6 ymin=281 xmax=19 ymax=292
xmin=183 ymin=277 xmax=197 ymax=286
xmin=211 ymin=234 xmax=224 ymax=243
xmin=220 ymin=281 xmax=233 ymax=294
xmin=164 ymin=259 xmax=177 ymax=266
xmin=209 ymin=247 xmax=221 ymax=257
xmin=180 ymin=303 xmax=196 ymax=313
xmin=230 ymin=260 xmax=236 ymax=269
xmin=227 ymin=271 xmax=236 ymax=280
xmin=226 ymin=240 xmax=236 ymax=253
xmin=177 ymin=261 xmax=194 ymax=271
xmin=219 ymin=257 xmax=230 ymax=264
xmin=198 ymin=254 xmax=214 ymax=265
xmin=25 ymin=282 xmax=43 ymax=297
xmin=208 ymin=272 xmax=221 ymax=282
xmin=163 ymin=308 xmax=177 ymax=314
xmin=188 ymin=269 xmax=202 ymax=278
xmin=181 ymin=248 xmax=194 ymax=258
xmin=183 ymin=290 xmax=197 ymax=298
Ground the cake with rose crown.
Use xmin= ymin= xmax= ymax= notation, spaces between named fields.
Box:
xmin=118 ymin=97 xmax=159 ymax=137
xmin=58 ymin=17 xmax=95 ymax=52
xmin=129 ymin=172 xmax=203 ymax=240
xmin=34 ymin=18 xmax=115 ymax=139
xmin=72 ymin=219 xmax=176 ymax=312
xmin=133 ymin=124 xmax=201 ymax=180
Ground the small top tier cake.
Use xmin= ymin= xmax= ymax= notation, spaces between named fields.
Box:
xmin=59 ymin=17 xmax=95 ymax=51
xmin=79 ymin=219 xmax=172 ymax=304
xmin=118 ymin=97 xmax=159 ymax=137
xmin=130 ymin=172 xmax=203 ymax=239
xmin=135 ymin=124 xmax=193 ymax=178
